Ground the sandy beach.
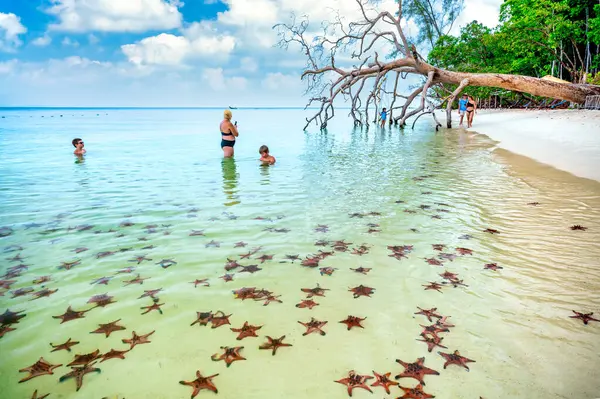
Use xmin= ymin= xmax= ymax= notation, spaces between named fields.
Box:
xmin=445 ymin=109 xmax=600 ymax=182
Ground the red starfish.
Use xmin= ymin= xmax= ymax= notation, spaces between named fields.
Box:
xmin=425 ymin=258 xmax=443 ymax=266
xmin=349 ymin=284 xmax=375 ymax=298
xmin=484 ymin=263 xmax=503 ymax=271
xmin=233 ymin=287 xmax=257 ymax=300
xmin=296 ymin=299 xmax=319 ymax=309
xmin=414 ymin=307 xmax=442 ymax=322
xmin=59 ymin=363 xmax=101 ymax=392
xmin=141 ymin=300 xmax=164 ymax=315
xmin=395 ymin=357 xmax=439 ymax=385
xmin=138 ymin=288 xmax=162 ymax=299
xmin=59 ymin=260 xmax=81 ymax=270
xmin=420 ymin=323 xmax=449 ymax=339
xmin=439 ymin=271 xmax=458 ymax=280
xmin=30 ymin=287 xmax=58 ymax=300
xmin=52 ymin=306 xmax=89 ymax=324
xmin=19 ymin=357 xmax=62 ymax=382
xmin=115 ymin=267 xmax=136 ymax=274
xmin=438 ymin=350 xmax=476 ymax=371
xmin=432 ymin=244 xmax=445 ymax=251
xmin=67 ymin=350 xmax=101 ymax=366
xmin=87 ymin=293 xmax=115 ymax=308
xmin=91 ymin=319 xmax=126 ymax=337
xmin=334 ymin=370 xmax=373 ymax=396
xmin=31 ymin=390 xmax=49 ymax=399
xmin=483 ymin=228 xmax=500 ymax=234
xmin=0 ymin=324 xmax=16 ymax=338
xmin=260 ymin=295 xmax=282 ymax=306
xmin=190 ymin=311 xmax=213 ymax=327
xmin=301 ymin=284 xmax=329 ymax=298
xmin=569 ymin=310 xmax=600 ymax=325
xmin=370 ymin=371 xmax=398 ymax=394
xmin=339 ymin=315 xmax=366 ymax=330
xmin=319 ymin=267 xmax=337 ymax=276
xmin=50 ymin=338 xmax=80 ymax=352
xmin=417 ymin=335 xmax=447 ymax=352
xmin=33 ymin=276 xmax=51 ymax=284
xmin=398 ymin=383 xmax=435 ymax=399
xmin=220 ymin=273 xmax=234 ymax=282
xmin=210 ymin=311 xmax=232 ymax=328
xmin=456 ymin=247 xmax=473 ymax=255
xmin=258 ymin=335 xmax=292 ymax=355
xmin=191 ymin=278 xmax=210 ymax=287
xmin=422 ymin=282 xmax=443 ymax=293
xmin=91 ymin=276 xmax=112 ymax=285
xmin=211 ymin=346 xmax=246 ymax=367
xmin=230 ymin=321 xmax=262 ymax=340
xmin=256 ymin=254 xmax=273 ymax=263
xmin=179 ymin=370 xmax=219 ymax=397
xmin=301 ymin=257 xmax=320 ymax=267
xmin=122 ymin=330 xmax=155 ymax=350
xmin=129 ymin=255 xmax=152 ymax=264
xmin=100 ymin=348 xmax=130 ymax=362
xmin=298 ymin=317 xmax=328 ymax=336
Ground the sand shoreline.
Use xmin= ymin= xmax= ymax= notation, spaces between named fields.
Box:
xmin=436 ymin=109 xmax=600 ymax=182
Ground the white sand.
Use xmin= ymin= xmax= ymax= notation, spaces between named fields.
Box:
xmin=443 ymin=109 xmax=600 ymax=182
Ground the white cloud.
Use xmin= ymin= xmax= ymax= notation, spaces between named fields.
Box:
xmin=202 ymin=67 xmax=248 ymax=91
xmin=32 ymin=34 xmax=52 ymax=47
xmin=0 ymin=12 xmax=27 ymax=52
xmin=121 ymin=22 xmax=236 ymax=67
xmin=455 ymin=0 xmax=501 ymax=31
xmin=61 ymin=37 xmax=80 ymax=47
xmin=0 ymin=59 xmax=18 ymax=74
xmin=261 ymin=72 xmax=300 ymax=90
xmin=46 ymin=0 xmax=183 ymax=33
xmin=240 ymin=57 xmax=258 ymax=72
xmin=88 ymin=34 xmax=100 ymax=45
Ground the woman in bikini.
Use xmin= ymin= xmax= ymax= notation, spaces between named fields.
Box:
xmin=466 ymin=96 xmax=477 ymax=128
xmin=220 ymin=109 xmax=239 ymax=158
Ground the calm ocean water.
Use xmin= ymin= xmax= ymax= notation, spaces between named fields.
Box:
xmin=0 ymin=108 xmax=599 ymax=399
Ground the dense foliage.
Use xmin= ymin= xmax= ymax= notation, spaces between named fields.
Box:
xmin=427 ymin=0 xmax=600 ymax=103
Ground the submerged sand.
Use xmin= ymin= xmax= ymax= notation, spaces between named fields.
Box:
xmin=447 ymin=109 xmax=600 ymax=182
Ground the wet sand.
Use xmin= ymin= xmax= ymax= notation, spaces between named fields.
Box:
xmin=453 ymin=109 xmax=600 ymax=182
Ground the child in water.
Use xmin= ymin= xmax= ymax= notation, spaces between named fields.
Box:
xmin=380 ymin=108 xmax=387 ymax=127
xmin=72 ymin=138 xmax=86 ymax=155
xmin=259 ymin=145 xmax=276 ymax=165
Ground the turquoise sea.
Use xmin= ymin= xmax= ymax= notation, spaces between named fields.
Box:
xmin=0 ymin=108 xmax=599 ymax=399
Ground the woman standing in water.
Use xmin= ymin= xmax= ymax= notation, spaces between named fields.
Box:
xmin=466 ymin=96 xmax=477 ymax=128
xmin=220 ymin=109 xmax=238 ymax=157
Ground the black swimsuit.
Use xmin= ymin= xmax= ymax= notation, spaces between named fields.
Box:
xmin=221 ymin=131 xmax=235 ymax=148
xmin=466 ymin=102 xmax=475 ymax=113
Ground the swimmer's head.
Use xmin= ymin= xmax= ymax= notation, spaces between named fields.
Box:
xmin=224 ymin=109 xmax=232 ymax=120
xmin=259 ymin=145 xmax=269 ymax=156
xmin=72 ymin=138 xmax=84 ymax=147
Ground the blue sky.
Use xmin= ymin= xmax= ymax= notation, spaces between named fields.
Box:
xmin=0 ymin=0 xmax=501 ymax=106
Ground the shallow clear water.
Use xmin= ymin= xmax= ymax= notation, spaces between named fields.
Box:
xmin=0 ymin=109 xmax=599 ymax=399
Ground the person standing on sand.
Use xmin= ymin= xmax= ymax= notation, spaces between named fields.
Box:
xmin=458 ymin=94 xmax=468 ymax=126
xmin=220 ymin=110 xmax=238 ymax=158
xmin=466 ymin=96 xmax=477 ymax=128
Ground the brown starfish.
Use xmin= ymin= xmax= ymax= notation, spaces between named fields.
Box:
xmin=123 ymin=274 xmax=149 ymax=285
xmin=19 ymin=357 xmax=62 ymax=383
xmin=256 ymin=254 xmax=273 ymax=263
xmin=59 ymin=260 xmax=81 ymax=270
xmin=417 ymin=335 xmax=448 ymax=352
xmin=100 ymin=349 xmax=130 ymax=362
xmin=301 ymin=257 xmax=320 ymax=267
xmin=425 ymin=258 xmax=443 ymax=266
xmin=211 ymin=346 xmax=246 ymax=367
xmin=261 ymin=294 xmax=282 ymax=306
xmin=191 ymin=311 xmax=213 ymax=327
xmin=50 ymin=338 xmax=80 ymax=352
xmin=423 ymin=282 xmax=443 ymax=293
xmin=527 ymin=202 xmax=540 ymax=206
xmin=230 ymin=321 xmax=262 ymax=340
xmin=220 ymin=273 xmax=234 ymax=282
xmin=439 ymin=271 xmax=459 ymax=280
xmin=258 ymin=335 xmax=292 ymax=355
xmin=225 ymin=258 xmax=241 ymax=271
xmin=484 ymin=263 xmax=503 ymax=271
xmin=570 ymin=225 xmax=588 ymax=231
xmin=370 ymin=371 xmax=398 ymax=394
xmin=349 ymin=284 xmax=375 ymax=298
xmin=0 ymin=324 xmax=16 ymax=338
xmin=141 ymin=299 xmax=164 ymax=315
xmin=191 ymin=278 xmax=210 ymax=288
xmin=339 ymin=315 xmax=366 ymax=330
xmin=91 ymin=276 xmax=112 ymax=285
xmin=298 ymin=317 xmax=328 ymax=336
xmin=432 ymin=244 xmax=445 ymax=251
xmin=0 ymin=279 xmax=17 ymax=290
xmin=296 ymin=299 xmax=319 ymax=309
xmin=30 ymin=288 xmax=58 ymax=300
xmin=179 ymin=370 xmax=219 ymax=397
xmin=414 ymin=307 xmax=442 ymax=322
xmin=129 ymin=255 xmax=152 ymax=264
xmin=32 ymin=276 xmax=51 ymax=284
xmin=456 ymin=247 xmax=473 ymax=255
xmin=335 ymin=370 xmax=373 ymax=396
xmin=59 ymin=362 xmax=101 ymax=391
xmin=438 ymin=350 xmax=476 ymax=371
xmin=285 ymin=254 xmax=300 ymax=262
xmin=138 ymin=288 xmax=162 ymax=299
xmin=301 ymin=284 xmax=329 ymax=298
xmin=189 ymin=230 xmax=205 ymax=236
xmin=52 ymin=306 xmax=89 ymax=324
xmin=67 ymin=350 xmax=101 ymax=366
xmin=11 ymin=287 xmax=34 ymax=298
xmin=87 ymin=293 xmax=115 ymax=308
xmin=210 ymin=311 xmax=232 ymax=328
xmin=234 ymin=241 xmax=247 ymax=247
xmin=350 ymin=267 xmax=371 ymax=275
xmin=483 ymin=228 xmax=500 ymax=234
xmin=30 ymin=390 xmax=50 ymax=399
xmin=395 ymin=357 xmax=440 ymax=385
xmin=319 ymin=267 xmax=337 ymax=276
xmin=398 ymin=384 xmax=435 ymax=399
xmin=569 ymin=311 xmax=600 ymax=325
xmin=240 ymin=265 xmax=262 ymax=274
xmin=115 ymin=267 xmax=136 ymax=274
xmin=96 ymin=251 xmax=115 ymax=259
xmin=122 ymin=330 xmax=155 ymax=350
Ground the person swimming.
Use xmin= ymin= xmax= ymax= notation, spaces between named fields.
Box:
xmin=259 ymin=145 xmax=276 ymax=165
xmin=220 ymin=109 xmax=239 ymax=158
xmin=72 ymin=138 xmax=86 ymax=155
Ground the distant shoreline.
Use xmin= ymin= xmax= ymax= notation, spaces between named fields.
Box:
xmin=445 ymin=109 xmax=600 ymax=182
xmin=0 ymin=106 xmax=319 ymax=110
